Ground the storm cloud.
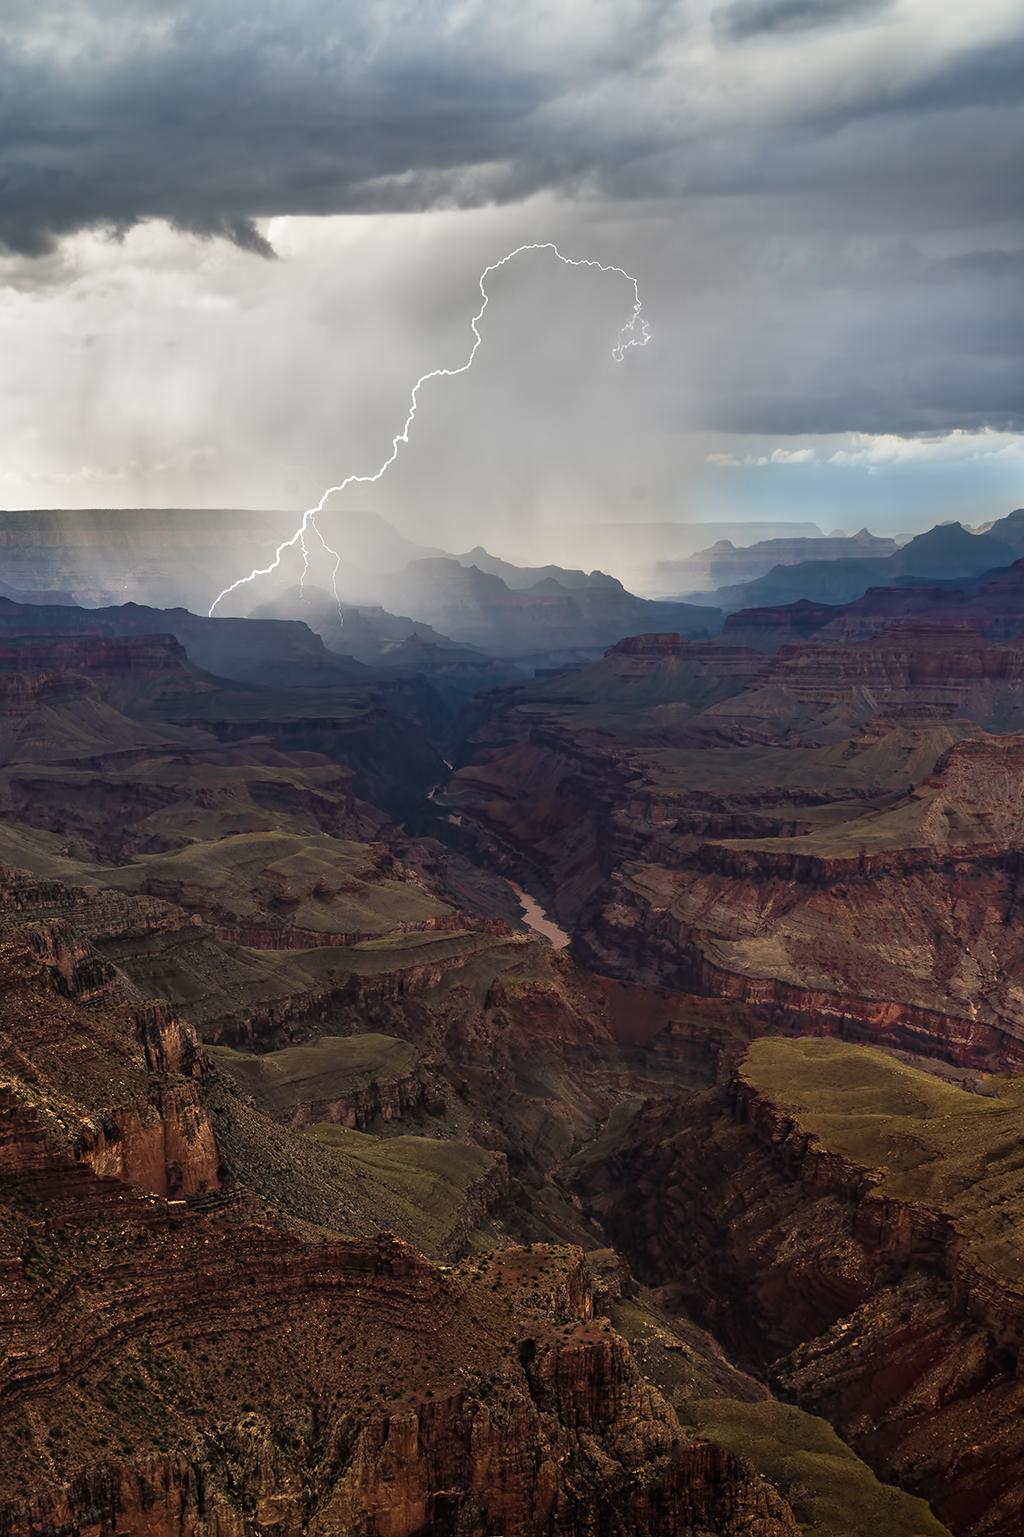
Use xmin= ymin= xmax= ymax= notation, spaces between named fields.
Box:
xmin=0 ymin=0 xmax=1022 ymax=520
xmin=1 ymin=1 xmax=1022 ymax=251
xmin=0 ymin=1 xmax=644 ymax=254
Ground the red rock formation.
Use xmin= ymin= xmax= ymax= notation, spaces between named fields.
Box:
xmin=718 ymin=559 xmax=1024 ymax=654
xmin=719 ymin=598 xmax=846 ymax=651
xmin=72 ymin=1083 xmax=219 ymax=1198
xmin=0 ymin=913 xmax=220 ymax=1203
xmin=0 ymin=1218 xmax=800 ymax=1537
xmin=0 ymin=669 xmax=100 ymax=713
xmin=574 ymin=733 xmax=1024 ymax=1071
xmin=277 ymin=1072 xmax=429 ymax=1132
xmin=0 ymin=634 xmax=210 ymax=703
xmin=570 ymin=1068 xmax=1024 ymax=1536
xmin=609 ymin=632 xmax=709 ymax=656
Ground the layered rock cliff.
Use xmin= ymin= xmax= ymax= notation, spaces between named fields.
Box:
xmin=447 ymin=629 xmax=1024 ymax=1070
xmin=569 ymin=1038 xmax=1024 ymax=1536
xmin=0 ymin=1178 xmax=802 ymax=1537
xmin=0 ymin=914 xmax=219 ymax=1202
xmin=576 ymin=733 xmax=1024 ymax=1070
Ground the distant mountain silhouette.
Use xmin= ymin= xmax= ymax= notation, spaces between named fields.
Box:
xmin=656 ymin=527 xmax=896 ymax=594
xmin=453 ymin=546 xmax=624 ymax=592
xmin=719 ymin=552 xmax=1024 ymax=651
xmin=691 ymin=520 xmax=1019 ymax=613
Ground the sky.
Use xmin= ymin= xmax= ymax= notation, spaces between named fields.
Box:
xmin=0 ymin=0 xmax=1022 ymax=567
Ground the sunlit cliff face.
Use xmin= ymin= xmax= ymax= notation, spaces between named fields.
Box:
xmin=0 ymin=0 xmax=1021 ymax=558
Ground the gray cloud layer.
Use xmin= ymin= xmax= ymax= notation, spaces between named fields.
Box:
xmin=1 ymin=1 xmax=1022 ymax=439
xmin=723 ymin=0 xmax=891 ymax=40
xmin=2 ymin=2 xmax=1021 ymax=247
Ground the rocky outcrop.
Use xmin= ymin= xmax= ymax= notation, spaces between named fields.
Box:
xmin=0 ymin=1227 xmax=800 ymax=1537
xmin=727 ymin=1071 xmax=1024 ymax=1365
xmin=627 ymin=1439 xmax=802 ymax=1536
xmin=582 ymin=903 xmax=1024 ymax=1073
xmin=0 ymin=1432 xmax=799 ymax=1537
xmin=277 ymin=1072 xmax=430 ymax=1132
xmin=15 ymin=917 xmax=126 ymax=1004
xmin=196 ymin=937 xmax=495 ymax=1048
xmin=0 ymin=904 xmax=210 ymax=1195
xmin=0 ymin=905 xmax=202 ymax=1007
xmin=0 ymin=669 xmax=100 ymax=714
xmin=0 ymin=1076 xmax=218 ymax=1207
xmin=71 ymin=1082 xmax=220 ymax=1198
xmin=0 ymin=1401 xmax=799 ymax=1537
xmin=0 ymin=907 xmax=221 ymax=1205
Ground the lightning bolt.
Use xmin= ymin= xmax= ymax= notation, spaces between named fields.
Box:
xmin=208 ymin=242 xmax=650 ymax=617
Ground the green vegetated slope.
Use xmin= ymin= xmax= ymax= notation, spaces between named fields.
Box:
xmin=641 ymin=726 xmax=967 ymax=800
xmin=707 ymin=739 xmax=1024 ymax=865
xmin=610 ymin=1296 xmax=950 ymax=1537
xmin=686 ymin=1399 xmax=949 ymax=1537
xmin=207 ymin=1034 xmax=420 ymax=1119
xmin=0 ymin=756 xmax=371 ymax=863
xmin=744 ymin=1038 xmax=1024 ymax=1283
xmin=113 ymin=927 xmax=500 ymax=1034
xmin=101 ymin=831 xmax=451 ymax=934
xmin=205 ymin=1031 xmax=505 ymax=1260
xmin=205 ymin=1029 xmax=965 ymax=1532
xmin=305 ymin=1125 xmax=500 ymax=1257
xmin=0 ymin=687 xmax=201 ymax=766
xmin=0 ymin=820 xmax=94 ymax=879
xmin=203 ymin=1064 xmax=501 ymax=1260
xmin=113 ymin=931 xmax=348 ymax=1023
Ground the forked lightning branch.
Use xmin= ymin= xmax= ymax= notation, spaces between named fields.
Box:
xmin=207 ymin=243 xmax=650 ymax=617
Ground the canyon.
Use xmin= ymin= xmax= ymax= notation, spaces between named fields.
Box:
xmin=9 ymin=518 xmax=1024 ymax=1532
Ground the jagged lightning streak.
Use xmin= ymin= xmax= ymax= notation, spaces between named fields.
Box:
xmin=208 ymin=243 xmax=650 ymax=617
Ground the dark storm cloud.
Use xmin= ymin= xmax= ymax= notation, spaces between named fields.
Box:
xmin=1 ymin=0 xmax=1022 ymax=445
xmin=0 ymin=0 xmax=1020 ymax=253
xmin=0 ymin=2 xmax=561 ymax=253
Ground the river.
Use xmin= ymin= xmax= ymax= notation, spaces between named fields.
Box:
xmin=505 ymin=879 xmax=571 ymax=948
